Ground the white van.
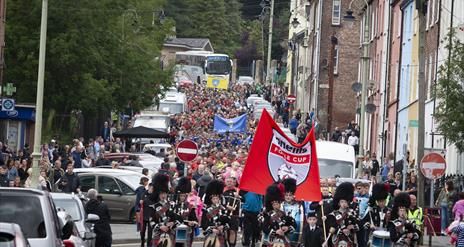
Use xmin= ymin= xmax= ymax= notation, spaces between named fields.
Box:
xmin=158 ymin=92 xmax=187 ymax=115
xmin=316 ymin=141 xmax=356 ymax=179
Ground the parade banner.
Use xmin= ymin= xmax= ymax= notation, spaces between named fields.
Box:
xmin=239 ymin=109 xmax=322 ymax=201
xmin=213 ymin=114 xmax=247 ymax=133
xmin=206 ymin=75 xmax=229 ymax=90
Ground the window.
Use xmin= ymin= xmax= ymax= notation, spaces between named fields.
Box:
xmin=426 ymin=0 xmax=431 ymax=29
xmin=430 ymin=0 xmax=435 ymax=27
xmin=397 ymin=12 xmax=401 ymax=38
xmin=434 ymin=0 xmax=439 ymax=23
xmin=79 ymin=175 xmax=96 ymax=192
xmin=117 ymin=178 xmax=135 ymax=195
xmin=98 ymin=176 xmax=121 ymax=194
xmin=332 ymin=0 xmax=341 ymax=25
xmin=0 ymin=196 xmax=46 ymax=238
xmin=334 ymin=45 xmax=339 ymax=75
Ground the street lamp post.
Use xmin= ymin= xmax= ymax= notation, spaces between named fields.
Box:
xmin=344 ymin=0 xmax=370 ymax=178
xmin=265 ymin=0 xmax=275 ymax=85
xmin=31 ymin=0 xmax=49 ymax=188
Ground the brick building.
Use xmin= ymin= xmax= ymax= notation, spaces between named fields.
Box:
xmin=287 ymin=0 xmax=362 ymax=135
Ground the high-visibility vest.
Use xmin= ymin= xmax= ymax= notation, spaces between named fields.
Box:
xmin=408 ymin=207 xmax=423 ymax=226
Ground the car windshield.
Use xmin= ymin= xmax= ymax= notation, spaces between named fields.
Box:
xmin=118 ymin=174 xmax=140 ymax=188
xmin=0 ymin=196 xmax=46 ymax=238
xmin=53 ymin=199 xmax=82 ymax=221
xmin=206 ymin=60 xmax=230 ymax=75
xmin=318 ymin=158 xmax=353 ymax=178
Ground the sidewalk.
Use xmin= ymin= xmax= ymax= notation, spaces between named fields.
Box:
xmin=419 ymin=235 xmax=452 ymax=247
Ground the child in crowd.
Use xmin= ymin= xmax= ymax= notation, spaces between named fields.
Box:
xmin=302 ymin=212 xmax=324 ymax=247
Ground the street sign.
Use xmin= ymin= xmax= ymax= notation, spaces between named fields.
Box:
xmin=420 ymin=152 xmax=446 ymax=180
xmin=3 ymin=83 xmax=17 ymax=96
xmin=1 ymin=98 xmax=15 ymax=111
xmin=287 ymin=95 xmax=296 ymax=104
xmin=176 ymin=140 xmax=199 ymax=162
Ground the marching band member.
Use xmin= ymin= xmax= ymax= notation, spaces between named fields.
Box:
xmin=281 ymin=178 xmax=304 ymax=246
xmin=150 ymin=174 xmax=178 ymax=247
xmin=262 ymin=183 xmax=296 ymax=247
xmin=367 ymin=183 xmax=391 ymax=230
xmin=387 ymin=192 xmax=421 ymax=247
xmin=173 ymin=177 xmax=198 ymax=247
xmin=223 ymin=177 xmax=241 ymax=247
xmin=354 ymin=182 xmax=370 ymax=247
xmin=326 ymin=182 xmax=359 ymax=247
xmin=301 ymin=212 xmax=324 ymax=247
xmin=201 ymin=179 xmax=230 ymax=247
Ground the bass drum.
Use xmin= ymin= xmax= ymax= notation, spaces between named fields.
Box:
xmin=371 ymin=230 xmax=391 ymax=247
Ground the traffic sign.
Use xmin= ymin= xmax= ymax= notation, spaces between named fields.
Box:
xmin=287 ymin=95 xmax=296 ymax=104
xmin=1 ymin=98 xmax=15 ymax=111
xmin=420 ymin=152 xmax=446 ymax=180
xmin=176 ymin=140 xmax=199 ymax=162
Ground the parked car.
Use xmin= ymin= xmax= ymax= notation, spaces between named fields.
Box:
xmin=51 ymin=193 xmax=100 ymax=247
xmin=102 ymin=152 xmax=163 ymax=172
xmin=246 ymin=94 xmax=263 ymax=108
xmin=57 ymin=210 xmax=86 ymax=247
xmin=0 ymin=222 xmax=30 ymax=247
xmin=142 ymin=143 xmax=173 ymax=156
xmin=0 ymin=188 xmax=64 ymax=247
xmin=237 ymin=76 xmax=254 ymax=85
xmin=73 ymin=168 xmax=142 ymax=222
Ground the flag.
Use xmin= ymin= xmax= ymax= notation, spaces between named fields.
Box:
xmin=239 ymin=109 xmax=322 ymax=202
xmin=206 ymin=75 xmax=229 ymax=90
xmin=214 ymin=114 xmax=247 ymax=133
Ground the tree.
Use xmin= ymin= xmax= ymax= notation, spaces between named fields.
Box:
xmin=434 ymin=30 xmax=464 ymax=152
xmin=5 ymin=0 xmax=173 ymax=140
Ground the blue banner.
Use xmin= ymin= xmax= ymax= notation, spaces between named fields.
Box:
xmin=213 ymin=114 xmax=247 ymax=133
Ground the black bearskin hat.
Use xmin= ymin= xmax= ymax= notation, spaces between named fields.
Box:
xmin=175 ymin=177 xmax=192 ymax=194
xmin=204 ymin=179 xmax=225 ymax=205
xmin=332 ymin=182 xmax=354 ymax=210
xmin=391 ymin=192 xmax=411 ymax=220
xmin=282 ymin=178 xmax=297 ymax=195
xmin=152 ymin=173 xmax=170 ymax=193
xmin=265 ymin=183 xmax=285 ymax=211
xmin=369 ymin=183 xmax=390 ymax=206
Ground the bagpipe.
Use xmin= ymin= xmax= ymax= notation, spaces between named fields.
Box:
xmin=204 ymin=204 xmax=230 ymax=235
xmin=266 ymin=209 xmax=295 ymax=245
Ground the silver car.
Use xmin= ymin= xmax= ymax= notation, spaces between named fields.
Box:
xmin=74 ymin=168 xmax=143 ymax=222
xmin=51 ymin=193 xmax=99 ymax=247
xmin=0 ymin=222 xmax=31 ymax=247
xmin=0 ymin=188 xmax=64 ymax=247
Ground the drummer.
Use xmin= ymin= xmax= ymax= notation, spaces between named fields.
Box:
xmin=367 ymin=183 xmax=391 ymax=230
xmin=173 ymin=177 xmax=198 ymax=247
xmin=281 ymin=178 xmax=304 ymax=246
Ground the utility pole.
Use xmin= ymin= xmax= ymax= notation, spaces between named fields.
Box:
xmin=266 ymin=0 xmax=274 ymax=85
xmin=357 ymin=3 xmax=370 ymax=178
xmin=31 ymin=0 xmax=48 ymax=188
xmin=416 ymin=0 xmax=426 ymax=208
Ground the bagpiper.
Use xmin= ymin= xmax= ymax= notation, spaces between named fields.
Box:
xmin=262 ymin=183 xmax=296 ymax=247
xmin=326 ymin=182 xmax=359 ymax=247
xmin=387 ymin=192 xmax=421 ymax=247
xmin=201 ymin=179 xmax=230 ymax=247
xmin=222 ymin=177 xmax=241 ymax=247
xmin=149 ymin=173 xmax=178 ymax=247
xmin=281 ymin=178 xmax=304 ymax=246
xmin=173 ymin=177 xmax=198 ymax=247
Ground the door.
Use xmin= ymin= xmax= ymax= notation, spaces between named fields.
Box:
xmin=97 ymin=175 xmax=127 ymax=221
xmin=115 ymin=178 xmax=136 ymax=222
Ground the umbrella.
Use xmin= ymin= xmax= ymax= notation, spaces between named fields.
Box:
xmin=112 ymin=126 xmax=170 ymax=139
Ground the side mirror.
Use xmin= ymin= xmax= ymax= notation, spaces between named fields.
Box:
xmin=86 ymin=213 xmax=100 ymax=223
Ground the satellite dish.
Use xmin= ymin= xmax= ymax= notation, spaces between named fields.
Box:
xmin=351 ymin=82 xmax=362 ymax=92
xmin=365 ymin=103 xmax=377 ymax=113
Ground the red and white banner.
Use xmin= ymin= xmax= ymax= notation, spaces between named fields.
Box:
xmin=239 ymin=109 xmax=322 ymax=201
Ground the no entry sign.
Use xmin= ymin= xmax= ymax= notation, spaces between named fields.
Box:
xmin=287 ymin=95 xmax=296 ymax=104
xmin=176 ymin=140 xmax=199 ymax=162
xmin=420 ymin=152 xmax=446 ymax=180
